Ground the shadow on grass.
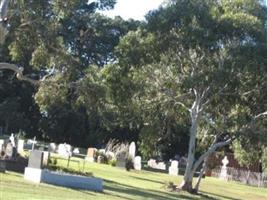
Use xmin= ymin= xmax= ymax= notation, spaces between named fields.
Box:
xmin=201 ymin=191 xmax=241 ymax=200
xmin=128 ymin=175 xmax=165 ymax=184
xmin=103 ymin=179 xmax=215 ymax=200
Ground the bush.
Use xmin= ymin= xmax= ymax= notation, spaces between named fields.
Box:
xmin=125 ymin=156 xmax=134 ymax=171
xmin=0 ymin=151 xmax=5 ymax=159
xmin=96 ymin=151 xmax=108 ymax=164
xmin=49 ymin=158 xmax=57 ymax=165
xmin=108 ymin=159 xmax=116 ymax=167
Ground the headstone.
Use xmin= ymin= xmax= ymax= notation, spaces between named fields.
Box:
xmin=86 ymin=148 xmax=97 ymax=162
xmin=9 ymin=133 xmax=16 ymax=147
xmin=157 ymin=162 xmax=166 ymax=170
xmin=42 ymin=151 xmax=50 ymax=166
xmin=73 ymin=148 xmax=79 ymax=154
xmin=5 ymin=142 xmax=13 ymax=158
xmin=48 ymin=143 xmax=57 ymax=153
xmin=28 ymin=137 xmax=37 ymax=150
xmin=219 ymin=156 xmax=229 ymax=180
xmin=0 ymin=160 xmax=6 ymax=172
xmin=129 ymin=142 xmax=136 ymax=159
xmin=116 ymin=152 xmax=127 ymax=168
xmin=147 ymin=159 xmax=166 ymax=170
xmin=0 ymin=139 xmax=4 ymax=151
xmin=58 ymin=143 xmax=72 ymax=158
xmin=28 ymin=150 xmax=44 ymax=169
xmin=169 ymin=160 xmax=179 ymax=176
xmin=17 ymin=139 xmax=24 ymax=153
xmin=147 ymin=159 xmax=157 ymax=168
xmin=134 ymin=156 xmax=141 ymax=170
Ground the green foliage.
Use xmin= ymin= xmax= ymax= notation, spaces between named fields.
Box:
xmin=232 ymin=140 xmax=261 ymax=168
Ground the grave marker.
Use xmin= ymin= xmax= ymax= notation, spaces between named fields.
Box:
xmin=169 ymin=160 xmax=179 ymax=176
xmin=134 ymin=156 xmax=141 ymax=170
xmin=28 ymin=150 xmax=44 ymax=169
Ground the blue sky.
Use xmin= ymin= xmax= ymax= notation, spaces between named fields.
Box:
xmin=100 ymin=0 xmax=165 ymax=20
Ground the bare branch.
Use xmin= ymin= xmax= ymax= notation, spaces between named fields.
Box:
xmin=0 ymin=0 xmax=9 ymax=19
xmin=254 ymin=111 xmax=267 ymax=119
xmin=174 ymin=101 xmax=190 ymax=112
xmin=0 ymin=62 xmax=39 ymax=85
xmin=192 ymin=137 xmax=233 ymax=174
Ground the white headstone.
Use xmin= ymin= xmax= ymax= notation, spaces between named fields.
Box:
xmin=73 ymin=148 xmax=79 ymax=154
xmin=147 ymin=159 xmax=156 ymax=168
xmin=17 ymin=139 xmax=24 ymax=153
xmin=9 ymin=133 xmax=16 ymax=147
xmin=134 ymin=156 xmax=142 ymax=170
xmin=58 ymin=143 xmax=72 ymax=158
xmin=129 ymin=142 xmax=136 ymax=158
xmin=219 ymin=156 xmax=229 ymax=180
xmin=0 ymin=139 xmax=4 ymax=150
xmin=169 ymin=160 xmax=179 ymax=176
xmin=157 ymin=162 xmax=166 ymax=170
xmin=42 ymin=151 xmax=50 ymax=166
xmin=48 ymin=143 xmax=57 ymax=152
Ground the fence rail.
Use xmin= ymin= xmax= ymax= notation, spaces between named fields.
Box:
xmin=211 ymin=167 xmax=267 ymax=187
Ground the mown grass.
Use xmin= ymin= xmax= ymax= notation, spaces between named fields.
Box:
xmin=1 ymin=157 xmax=266 ymax=200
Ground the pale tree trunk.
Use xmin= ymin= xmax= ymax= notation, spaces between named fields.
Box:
xmin=179 ymin=116 xmax=198 ymax=191
xmin=0 ymin=0 xmax=10 ymax=42
xmin=179 ymin=91 xmax=201 ymax=192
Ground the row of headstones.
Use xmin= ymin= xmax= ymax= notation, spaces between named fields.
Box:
xmin=148 ymin=156 xmax=230 ymax=177
xmin=0 ymin=139 xmax=25 ymax=158
xmin=147 ymin=159 xmax=182 ymax=176
xmin=86 ymin=142 xmax=142 ymax=170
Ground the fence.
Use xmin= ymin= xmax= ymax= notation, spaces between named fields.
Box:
xmin=211 ymin=167 xmax=267 ymax=187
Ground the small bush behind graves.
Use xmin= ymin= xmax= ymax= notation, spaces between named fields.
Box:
xmin=125 ymin=156 xmax=134 ymax=171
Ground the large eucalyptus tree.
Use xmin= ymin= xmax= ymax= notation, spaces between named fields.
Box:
xmin=111 ymin=0 xmax=267 ymax=192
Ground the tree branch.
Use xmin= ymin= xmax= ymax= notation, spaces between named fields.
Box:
xmin=254 ymin=111 xmax=267 ymax=119
xmin=0 ymin=62 xmax=39 ymax=85
xmin=192 ymin=137 xmax=234 ymax=174
xmin=0 ymin=0 xmax=9 ymax=19
xmin=174 ymin=101 xmax=190 ymax=112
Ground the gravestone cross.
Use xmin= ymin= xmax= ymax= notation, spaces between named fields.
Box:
xmin=219 ymin=156 xmax=229 ymax=180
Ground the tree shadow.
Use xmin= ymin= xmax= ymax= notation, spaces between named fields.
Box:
xmin=200 ymin=191 xmax=241 ymax=200
xmin=128 ymin=175 xmax=165 ymax=184
xmin=103 ymin=179 xmax=212 ymax=200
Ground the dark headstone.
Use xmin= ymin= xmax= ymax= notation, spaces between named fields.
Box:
xmin=28 ymin=150 xmax=44 ymax=169
xmin=116 ymin=152 xmax=126 ymax=168
xmin=5 ymin=143 xmax=13 ymax=158
xmin=0 ymin=160 xmax=6 ymax=173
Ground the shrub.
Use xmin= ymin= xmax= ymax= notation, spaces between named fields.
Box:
xmin=108 ymin=159 xmax=116 ymax=167
xmin=125 ymin=156 xmax=134 ymax=171
xmin=97 ymin=151 xmax=108 ymax=164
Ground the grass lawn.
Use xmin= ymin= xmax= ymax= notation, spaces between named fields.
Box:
xmin=1 ymin=158 xmax=267 ymax=200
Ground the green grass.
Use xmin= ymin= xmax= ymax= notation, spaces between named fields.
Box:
xmin=1 ymin=158 xmax=267 ymax=200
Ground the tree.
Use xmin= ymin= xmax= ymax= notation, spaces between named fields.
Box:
xmin=112 ymin=0 xmax=267 ymax=193
xmin=0 ymin=0 xmax=141 ymax=143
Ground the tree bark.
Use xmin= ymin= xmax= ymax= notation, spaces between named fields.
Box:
xmin=179 ymin=98 xmax=200 ymax=192
xmin=0 ymin=0 xmax=9 ymax=18
xmin=0 ymin=0 xmax=10 ymax=42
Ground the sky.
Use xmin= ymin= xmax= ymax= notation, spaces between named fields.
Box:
xmin=100 ymin=0 xmax=165 ymax=20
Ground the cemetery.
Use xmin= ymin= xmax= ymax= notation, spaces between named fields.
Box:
xmin=0 ymin=0 xmax=267 ymax=199
xmin=0 ymin=133 xmax=266 ymax=199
